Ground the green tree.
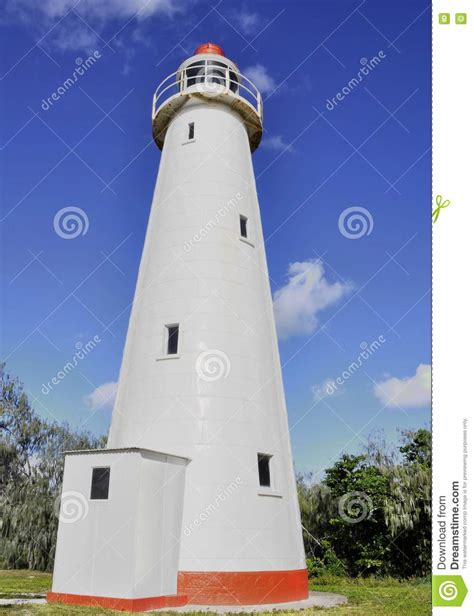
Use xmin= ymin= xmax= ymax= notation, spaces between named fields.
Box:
xmin=382 ymin=429 xmax=431 ymax=577
xmin=299 ymin=429 xmax=431 ymax=579
xmin=297 ymin=475 xmax=345 ymax=575
xmin=400 ymin=428 xmax=431 ymax=467
xmin=324 ymin=454 xmax=394 ymax=576
xmin=0 ymin=363 xmax=105 ymax=571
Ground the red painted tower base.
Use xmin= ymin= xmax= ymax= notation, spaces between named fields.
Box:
xmin=48 ymin=569 xmax=308 ymax=611
xmin=178 ymin=569 xmax=309 ymax=605
xmin=47 ymin=592 xmax=188 ymax=612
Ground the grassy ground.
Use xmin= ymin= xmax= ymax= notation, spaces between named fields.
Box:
xmin=309 ymin=575 xmax=431 ymax=615
xmin=0 ymin=570 xmax=431 ymax=615
xmin=0 ymin=571 xmax=51 ymax=597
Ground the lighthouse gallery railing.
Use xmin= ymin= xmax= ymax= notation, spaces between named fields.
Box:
xmin=152 ymin=61 xmax=263 ymax=124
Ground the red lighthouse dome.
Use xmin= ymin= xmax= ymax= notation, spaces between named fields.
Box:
xmin=194 ymin=42 xmax=225 ymax=56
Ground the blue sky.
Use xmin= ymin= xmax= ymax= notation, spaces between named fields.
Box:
xmin=0 ymin=0 xmax=431 ymax=476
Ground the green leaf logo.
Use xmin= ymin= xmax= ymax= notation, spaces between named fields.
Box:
xmin=433 ymin=575 xmax=468 ymax=607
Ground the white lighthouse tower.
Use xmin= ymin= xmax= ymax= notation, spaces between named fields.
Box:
xmin=49 ymin=43 xmax=308 ymax=611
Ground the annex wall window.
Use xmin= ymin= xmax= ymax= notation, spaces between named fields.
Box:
xmin=188 ymin=122 xmax=195 ymax=140
xmin=90 ymin=467 xmax=110 ymax=500
xmin=240 ymin=215 xmax=248 ymax=239
xmin=166 ymin=324 xmax=179 ymax=355
xmin=257 ymin=453 xmax=271 ymax=488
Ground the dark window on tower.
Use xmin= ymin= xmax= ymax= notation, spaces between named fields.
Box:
xmin=258 ymin=454 xmax=271 ymax=488
xmin=188 ymin=122 xmax=195 ymax=140
xmin=166 ymin=324 xmax=179 ymax=355
xmin=90 ymin=467 xmax=110 ymax=500
xmin=240 ymin=215 xmax=248 ymax=239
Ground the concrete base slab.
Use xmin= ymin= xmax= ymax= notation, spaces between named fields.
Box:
xmin=152 ymin=592 xmax=348 ymax=612
xmin=0 ymin=598 xmax=46 ymax=606
xmin=0 ymin=591 xmax=347 ymax=612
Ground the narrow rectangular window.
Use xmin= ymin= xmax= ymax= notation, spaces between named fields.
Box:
xmin=166 ymin=324 xmax=179 ymax=355
xmin=258 ymin=454 xmax=271 ymax=488
xmin=188 ymin=122 xmax=194 ymax=140
xmin=91 ymin=467 xmax=110 ymax=500
xmin=240 ymin=215 xmax=248 ymax=239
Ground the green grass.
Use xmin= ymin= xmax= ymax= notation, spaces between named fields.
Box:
xmin=0 ymin=571 xmax=51 ymax=597
xmin=0 ymin=570 xmax=431 ymax=615
xmin=310 ymin=575 xmax=431 ymax=615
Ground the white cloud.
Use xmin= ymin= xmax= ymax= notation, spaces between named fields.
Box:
xmin=273 ymin=259 xmax=352 ymax=340
xmin=373 ymin=364 xmax=431 ymax=409
xmin=83 ymin=381 xmax=118 ymax=411
xmin=50 ymin=24 xmax=99 ymax=52
xmin=4 ymin=0 xmax=184 ymax=52
xmin=243 ymin=64 xmax=276 ymax=94
xmin=233 ymin=9 xmax=261 ymax=35
xmin=6 ymin=0 xmax=179 ymax=20
xmin=261 ymin=135 xmax=294 ymax=152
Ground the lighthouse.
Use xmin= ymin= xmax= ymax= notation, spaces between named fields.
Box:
xmin=49 ymin=43 xmax=308 ymax=611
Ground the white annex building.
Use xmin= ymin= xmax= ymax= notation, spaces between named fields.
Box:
xmin=49 ymin=43 xmax=308 ymax=611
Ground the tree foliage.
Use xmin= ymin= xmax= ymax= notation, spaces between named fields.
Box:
xmin=0 ymin=364 xmax=105 ymax=571
xmin=298 ymin=429 xmax=431 ymax=578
